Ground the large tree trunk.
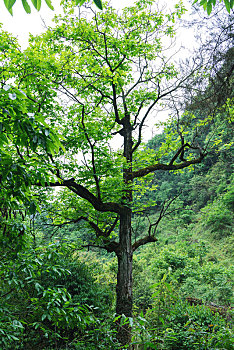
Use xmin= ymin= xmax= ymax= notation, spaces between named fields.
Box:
xmin=115 ymin=111 xmax=133 ymax=347
xmin=116 ymin=208 xmax=133 ymax=347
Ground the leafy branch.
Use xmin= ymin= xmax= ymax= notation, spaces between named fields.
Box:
xmin=3 ymin=0 xmax=103 ymax=15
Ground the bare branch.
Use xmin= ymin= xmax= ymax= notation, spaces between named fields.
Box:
xmin=132 ymin=192 xmax=182 ymax=251
xmin=169 ymin=142 xmax=199 ymax=165
xmin=105 ymin=215 xmax=119 ymax=236
xmin=34 ymin=178 xmax=123 ymax=215
xmin=132 ymin=235 xmax=157 ymax=251
xmin=81 ymin=106 xmax=101 ymax=200
xmin=82 ymin=241 xmax=120 ymax=253
xmin=112 ymin=82 xmax=121 ymax=124
xmin=132 ymin=82 xmax=160 ymax=153
xmin=132 ymin=152 xmax=205 ymax=179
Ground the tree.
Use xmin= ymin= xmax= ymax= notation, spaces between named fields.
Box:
xmin=1 ymin=0 xmax=215 ymax=346
xmin=0 ymin=25 xmax=65 ymax=243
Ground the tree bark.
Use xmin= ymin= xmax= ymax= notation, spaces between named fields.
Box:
xmin=115 ymin=109 xmax=134 ymax=347
xmin=116 ymin=208 xmax=133 ymax=347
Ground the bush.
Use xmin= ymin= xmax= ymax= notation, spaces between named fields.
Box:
xmin=0 ymin=240 xmax=114 ymax=349
xmin=142 ymin=277 xmax=233 ymax=350
xmin=163 ymin=301 xmax=233 ymax=350
xmin=200 ymin=192 xmax=233 ymax=239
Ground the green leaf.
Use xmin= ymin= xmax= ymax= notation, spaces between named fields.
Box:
xmin=159 ymin=316 xmax=165 ymax=325
xmin=76 ymin=0 xmax=86 ymax=5
xmin=41 ymin=313 xmax=47 ymax=321
xmin=21 ymin=0 xmax=31 ymax=13
xmin=3 ymin=0 xmax=16 ymax=10
xmin=128 ymin=317 xmax=133 ymax=327
xmin=230 ymin=0 xmax=234 ymax=8
xmin=93 ymin=0 xmax=103 ymax=10
xmin=0 ymin=133 xmax=9 ymax=145
xmin=35 ymin=282 xmax=42 ymax=292
xmin=3 ymin=0 xmax=15 ymax=14
xmin=31 ymin=0 xmax=41 ymax=10
xmin=224 ymin=0 xmax=231 ymax=12
xmin=113 ymin=314 xmax=122 ymax=322
xmin=207 ymin=2 xmax=212 ymax=14
xmin=44 ymin=0 xmax=54 ymax=10
xmin=10 ymin=335 xmax=19 ymax=341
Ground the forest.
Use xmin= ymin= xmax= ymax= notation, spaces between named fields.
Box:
xmin=0 ymin=0 xmax=233 ymax=349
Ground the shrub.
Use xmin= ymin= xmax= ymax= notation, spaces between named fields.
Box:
xmin=162 ymin=301 xmax=233 ymax=349
xmin=143 ymin=277 xmax=233 ymax=350
xmin=0 ymin=240 xmax=113 ymax=349
xmin=201 ymin=198 xmax=233 ymax=239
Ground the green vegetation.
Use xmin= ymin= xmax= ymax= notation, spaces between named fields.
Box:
xmin=193 ymin=0 xmax=234 ymax=14
xmin=0 ymin=0 xmax=233 ymax=348
xmin=2 ymin=0 xmax=103 ymax=15
xmin=2 ymin=0 xmax=234 ymax=15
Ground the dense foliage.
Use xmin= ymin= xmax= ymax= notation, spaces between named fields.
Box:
xmin=0 ymin=240 xmax=118 ymax=349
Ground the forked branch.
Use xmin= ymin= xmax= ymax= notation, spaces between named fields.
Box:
xmin=35 ymin=178 xmax=123 ymax=215
xmin=132 ymin=192 xmax=182 ymax=251
xmin=132 ymin=152 xmax=205 ymax=179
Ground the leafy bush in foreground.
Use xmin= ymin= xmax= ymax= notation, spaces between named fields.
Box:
xmin=0 ymin=240 xmax=114 ymax=349
xmin=133 ymin=275 xmax=233 ymax=350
